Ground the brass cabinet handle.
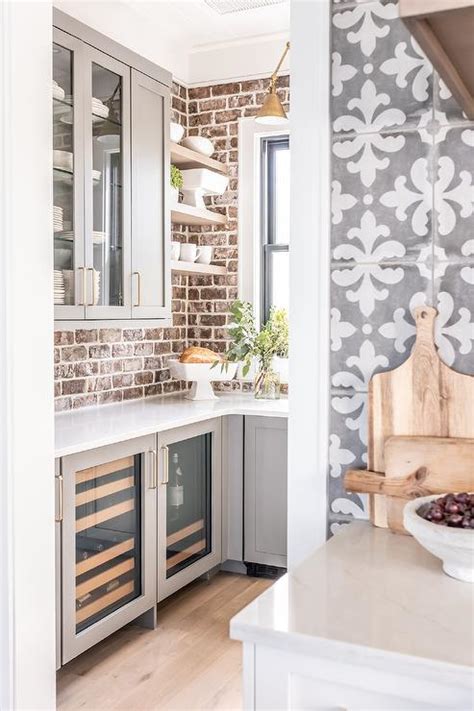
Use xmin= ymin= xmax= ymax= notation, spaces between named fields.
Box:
xmin=77 ymin=267 xmax=86 ymax=306
xmin=133 ymin=271 xmax=141 ymax=307
xmin=55 ymin=474 xmax=64 ymax=523
xmin=161 ymin=446 xmax=169 ymax=485
xmin=148 ymin=449 xmax=157 ymax=489
xmin=87 ymin=267 xmax=96 ymax=306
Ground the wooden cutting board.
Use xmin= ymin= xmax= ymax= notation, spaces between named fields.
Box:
xmin=346 ymin=435 xmax=474 ymax=532
xmin=345 ymin=305 xmax=474 ymax=533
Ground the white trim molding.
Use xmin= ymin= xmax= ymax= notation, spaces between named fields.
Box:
xmin=288 ymin=0 xmax=331 ymax=568
xmin=0 ymin=2 xmax=55 ymax=707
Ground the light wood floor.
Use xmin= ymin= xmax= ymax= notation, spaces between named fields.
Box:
xmin=57 ymin=572 xmax=272 ymax=711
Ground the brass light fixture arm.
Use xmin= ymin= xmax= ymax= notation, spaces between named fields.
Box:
xmin=270 ymin=41 xmax=290 ymax=90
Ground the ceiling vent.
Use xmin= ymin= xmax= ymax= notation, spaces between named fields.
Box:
xmin=204 ymin=0 xmax=285 ymax=14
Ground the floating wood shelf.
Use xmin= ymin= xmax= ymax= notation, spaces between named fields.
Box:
xmin=171 ymin=203 xmax=226 ymax=227
xmin=170 ymin=142 xmax=227 ymax=174
xmin=400 ymin=0 xmax=474 ymax=119
xmin=171 ymin=261 xmax=226 ymax=276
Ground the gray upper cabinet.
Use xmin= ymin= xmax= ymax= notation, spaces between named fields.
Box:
xmin=53 ymin=11 xmax=171 ymax=324
xmin=244 ymin=416 xmax=288 ymax=568
xmin=131 ymin=71 xmax=171 ymax=319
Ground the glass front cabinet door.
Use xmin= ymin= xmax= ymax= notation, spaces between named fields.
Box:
xmin=60 ymin=435 xmax=157 ymax=663
xmin=157 ymin=419 xmax=222 ymax=601
xmin=53 ymin=15 xmax=170 ymax=323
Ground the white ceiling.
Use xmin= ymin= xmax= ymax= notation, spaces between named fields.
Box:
xmin=127 ymin=0 xmax=289 ymax=50
xmin=56 ymin=0 xmax=290 ymax=85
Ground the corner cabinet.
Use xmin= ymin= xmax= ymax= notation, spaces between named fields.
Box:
xmin=244 ymin=416 xmax=288 ymax=568
xmin=53 ymin=11 xmax=171 ymax=324
xmin=58 ymin=435 xmax=157 ymax=664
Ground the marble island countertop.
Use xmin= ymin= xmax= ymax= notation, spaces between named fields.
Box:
xmin=231 ymin=522 xmax=474 ymax=689
xmin=55 ymin=393 xmax=288 ymax=457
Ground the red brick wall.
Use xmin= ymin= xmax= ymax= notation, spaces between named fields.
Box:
xmin=54 ymin=76 xmax=290 ymax=410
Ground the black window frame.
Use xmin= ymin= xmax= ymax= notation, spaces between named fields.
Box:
xmin=260 ymin=135 xmax=290 ymax=324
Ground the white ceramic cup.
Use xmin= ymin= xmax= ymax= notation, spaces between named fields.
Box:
xmin=195 ymin=246 xmax=213 ymax=265
xmin=180 ymin=243 xmax=198 ymax=262
xmin=171 ymin=241 xmax=181 ymax=260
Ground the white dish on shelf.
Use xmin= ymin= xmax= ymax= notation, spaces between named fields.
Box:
xmin=53 ymin=150 xmax=73 ymax=172
xmin=169 ymin=360 xmax=238 ymax=401
xmin=181 ymin=168 xmax=229 ymax=208
xmin=404 ymin=495 xmax=474 ymax=583
xmin=53 ymin=81 xmax=65 ymax=101
xmin=170 ymin=122 xmax=185 ymax=143
xmin=181 ymin=136 xmax=214 ymax=157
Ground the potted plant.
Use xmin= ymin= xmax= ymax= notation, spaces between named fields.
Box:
xmin=170 ymin=164 xmax=183 ymax=203
xmin=218 ymin=300 xmax=289 ymax=399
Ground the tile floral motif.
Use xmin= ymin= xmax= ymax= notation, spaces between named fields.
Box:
xmin=333 ymin=130 xmax=432 ymax=259
xmin=332 ymin=2 xmax=398 ymax=59
xmin=329 ymin=395 xmax=368 ymax=519
xmin=332 ymin=1 xmax=432 ymax=127
xmin=380 ymin=37 xmax=431 ymax=103
xmin=330 ymin=264 xmax=431 ymax=379
xmin=434 ymin=128 xmax=474 ymax=258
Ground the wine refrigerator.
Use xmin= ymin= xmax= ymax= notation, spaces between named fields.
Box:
xmin=59 ymin=434 xmax=157 ymax=663
xmin=157 ymin=418 xmax=222 ymax=601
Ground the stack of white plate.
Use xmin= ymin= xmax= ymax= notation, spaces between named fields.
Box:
xmin=54 ymin=270 xmax=65 ymax=305
xmin=53 ymin=206 xmax=64 ymax=232
xmin=62 ymin=269 xmax=74 ymax=303
xmin=91 ymin=269 xmax=101 ymax=305
xmin=52 ymin=80 xmax=65 ymax=101
xmin=92 ymin=97 xmax=109 ymax=122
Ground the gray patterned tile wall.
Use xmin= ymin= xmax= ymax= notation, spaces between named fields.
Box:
xmin=329 ymin=0 xmax=474 ymax=534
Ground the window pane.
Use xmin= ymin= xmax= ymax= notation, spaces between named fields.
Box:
xmin=270 ymin=250 xmax=289 ymax=313
xmin=274 ymin=147 xmax=290 ymax=244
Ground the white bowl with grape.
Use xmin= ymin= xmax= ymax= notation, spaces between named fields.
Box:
xmin=404 ymin=493 xmax=474 ymax=582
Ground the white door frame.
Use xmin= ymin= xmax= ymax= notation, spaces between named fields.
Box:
xmin=0 ymin=2 xmax=55 ymax=708
xmin=288 ymin=0 xmax=331 ymax=568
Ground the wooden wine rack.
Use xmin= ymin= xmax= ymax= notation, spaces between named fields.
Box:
xmin=75 ymin=456 xmax=138 ymax=629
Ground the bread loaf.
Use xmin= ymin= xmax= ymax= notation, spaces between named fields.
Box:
xmin=179 ymin=346 xmax=222 ymax=364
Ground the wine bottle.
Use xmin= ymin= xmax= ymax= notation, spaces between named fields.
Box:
xmin=169 ymin=452 xmax=184 ymax=521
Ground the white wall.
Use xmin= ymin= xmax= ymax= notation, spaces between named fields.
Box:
xmin=0 ymin=2 xmax=56 ymax=708
xmin=288 ymin=0 xmax=330 ymax=568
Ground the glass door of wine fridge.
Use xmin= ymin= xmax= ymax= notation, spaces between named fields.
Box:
xmin=60 ymin=435 xmax=157 ymax=663
xmin=157 ymin=419 xmax=222 ymax=602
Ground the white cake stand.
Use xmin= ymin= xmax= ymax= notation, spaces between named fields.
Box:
xmin=169 ymin=360 xmax=238 ymax=401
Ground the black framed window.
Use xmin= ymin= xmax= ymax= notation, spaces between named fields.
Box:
xmin=261 ymin=135 xmax=290 ymax=323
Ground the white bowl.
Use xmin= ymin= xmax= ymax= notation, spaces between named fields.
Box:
xmin=404 ymin=495 xmax=474 ymax=583
xmin=181 ymin=136 xmax=214 ymax=157
xmin=169 ymin=360 xmax=238 ymax=401
xmin=180 ymin=168 xmax=229 ymax=208
xmin=170 ymin=122 xmax=185 ymax=143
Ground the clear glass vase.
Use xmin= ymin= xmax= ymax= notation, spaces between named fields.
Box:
xmin=254 ymin=368 xmax=280 ymax=400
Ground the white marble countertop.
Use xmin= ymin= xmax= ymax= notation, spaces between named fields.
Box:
xmin=231 ymin=522 xmax=474 ymax=687
xmin=55 ymin=393 xmax=288 ymax=457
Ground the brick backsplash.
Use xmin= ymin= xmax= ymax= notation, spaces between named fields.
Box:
xmin=55 ymin=76 xmax=290 ymax=410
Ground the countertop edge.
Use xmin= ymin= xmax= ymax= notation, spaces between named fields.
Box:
xmin=229 ymin=620 xmax=474 ymax=687
xmin=55 ymin=397 xmax=288 ymax=457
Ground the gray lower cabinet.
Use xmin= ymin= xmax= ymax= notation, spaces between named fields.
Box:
xmin=157 ymin=419 xmax=222 ymax=602
xmin=244 ymin=416 xmax=288 ymax=568
xmin=58 ymin=435 xmax=157 ymax=664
